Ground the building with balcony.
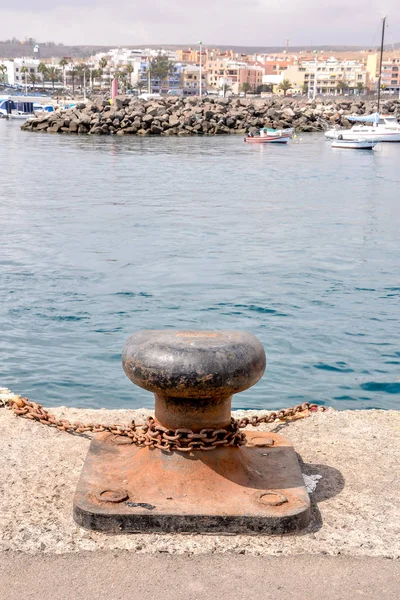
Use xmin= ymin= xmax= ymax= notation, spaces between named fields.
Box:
xmin=206 ymin=59 xmax=263 ymax=93
xmin=181 ymin=65 xmax=206 ymax=95
xmin=366 ymin=53 xmax=400 ymax=93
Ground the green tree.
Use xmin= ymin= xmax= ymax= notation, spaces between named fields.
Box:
xmin=28 ymin=72 xmax=37 ymax=88
xmin=68 ymin=67 xmax=78 ymax=95
xmin=90 ymin=68 xmax=102 ymax=88
xmin=149 ymin=53 xmax=174 ymax=89
xmin=59 ymin=58 xmax=68 ymax=87
xmin=134 ymin=80 xmax=146 ymax=95
xmin=278 ymin=78 xmax=292 ymax=97
xmin=336 ymin=80 xmax=348 ymax=95
xmin=0 ymin=63 xmax=6 ymax=83
xmin=116 ymin=70 xmax=128 ymax=93
xmin=125 ymin=63 xmax=133 ymax=80
xmin=256 ymin=83 xmax=273 ymax=94
xmin=38 ymin=62 xmax=48 ymax=89
xmin=75 ymin=64 xmax=86 ymax=87
xmin=356 ymin=82 xmax=364 ymax=95
xmin=20 ymin=66 xmax=29 ymax=92
xmin=219 ymin=80 xmax=232 ymax=98
xmin=241 ymin=82 xmax=250 ymax=96
xmin=47 ymin=66 xmax=60 ymax=91
xmin=99 ymin=57 xmax=108 ymax=69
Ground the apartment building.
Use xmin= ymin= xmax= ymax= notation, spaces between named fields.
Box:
xmin=2 ymin=58 xmax=40 ymax=86
xmin=366 ymin=52 xmax=400 ymax=92
xmin=206 ymin=59 xmax=263 ymax=93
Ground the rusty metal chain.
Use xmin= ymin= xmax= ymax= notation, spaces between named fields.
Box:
xmin=3 ymin=395 xmax=325 ymax=452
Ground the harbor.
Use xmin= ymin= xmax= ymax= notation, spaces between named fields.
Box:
xmin=1 ymin=17 xmax=400 ymax=598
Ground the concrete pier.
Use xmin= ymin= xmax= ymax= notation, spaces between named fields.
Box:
xmin=1 ymin=389 xmax=399 ymax=598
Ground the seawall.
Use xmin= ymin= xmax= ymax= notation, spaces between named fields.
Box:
xmin=21 ymin=96 xmax=400 ymax=136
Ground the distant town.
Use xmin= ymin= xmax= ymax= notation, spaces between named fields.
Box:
xmin=1 ymin=39 xmax=400 ymax=98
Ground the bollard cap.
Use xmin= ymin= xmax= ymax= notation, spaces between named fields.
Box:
xmin=122 ymin=330 xmax=266 ymax=399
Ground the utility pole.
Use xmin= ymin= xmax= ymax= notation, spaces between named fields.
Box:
xmin=197 ymin=41 xmax=203 ymax=97
xmin=313 ymin=50 xmax=318 ymax=100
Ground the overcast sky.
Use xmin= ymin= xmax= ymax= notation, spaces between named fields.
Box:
xmin=0 ymin=1 xmax=398 ymax=47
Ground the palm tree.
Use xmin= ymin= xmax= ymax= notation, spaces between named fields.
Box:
xmin=75 ymin=64 xmax=86 ymax=88
xmin=20 ymin=66 xmax=29 ymax=93
xmin=116 ymin=71 xmax=128 ymax=93
xmin=38 ymin=62 xmax=48 ymax=90
xmin=59 ymin=58 xmax=68 ymax=88
xmin=219 ymin=80 xmax=232 ymax=97
xmin=90 ymin=68 xmax=102 ymax=89
xmin=28 ymin=72 xmax=37 ymax=89
xmin=0 ymin=63 xmax=6 ymax=84
xmin=99 ymin=57 xmax=108 ymax=69
xmin=47 ymin=66 xmax=60 ymax=91
xmin=134 ymin=80 xmax=146 ymax=95
xmin=125 ymin=63 xmax=133 ymax=84
xmin=278 ymin=78 xmax=292 ymax=97
xmin=241 ymin=82 xmax=250 ymax=97
xmin=68 ymin=67 xmax=78 ymax=95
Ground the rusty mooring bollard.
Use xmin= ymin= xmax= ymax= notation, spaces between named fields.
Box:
xmin=74 ymin=330 xmax=310 ymax=534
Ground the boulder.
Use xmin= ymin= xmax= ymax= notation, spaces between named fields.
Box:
xmin=169 ymin=114 xmax=180 ymax=126
xmin=151 ymin=124 xmax=163 ymax=135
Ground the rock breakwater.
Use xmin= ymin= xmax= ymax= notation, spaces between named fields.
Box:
xmin=21 ymin=96 xmax=400 ymax=136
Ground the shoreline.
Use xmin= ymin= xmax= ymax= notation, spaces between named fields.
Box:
xmin=1 ymin=388 xmax=399 ymax=557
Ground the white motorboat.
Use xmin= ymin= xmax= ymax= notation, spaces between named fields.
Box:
xmin=331 ymin=138 xmax=378 ymax=150
xmin=325 ymin=114 xmax=400 ymax=143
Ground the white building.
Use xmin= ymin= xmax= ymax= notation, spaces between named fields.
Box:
xmin=2 ymin=58 xmax=40 ymax=86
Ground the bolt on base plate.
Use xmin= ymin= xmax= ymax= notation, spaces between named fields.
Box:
xmin=73 ymin=431 xmax=310 ymax=534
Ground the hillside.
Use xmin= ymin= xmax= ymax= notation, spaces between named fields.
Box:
xmin=1 ymin=41 xmax=399 ymax=60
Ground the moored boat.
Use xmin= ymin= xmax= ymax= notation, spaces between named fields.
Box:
xmin=325 ymin=17 xmax=400 ymax=143
xmin=325 ymin=114 xmax=400 ymax=143
xmin=0 ymin=95 xmax=54 ymax=121
xmin=331 ymin=138 xmax=378 ymax=150
xmin=245 ymin=127 xmax=294 ymax=144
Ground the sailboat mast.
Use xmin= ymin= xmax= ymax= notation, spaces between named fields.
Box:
xmin=377 ymin=16 xmax=386 ymax=115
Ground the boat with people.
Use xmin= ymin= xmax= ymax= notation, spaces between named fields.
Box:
xmin=331 ymin=138 xmax=378 ymax=150
xmin=245 ymin=127 xmax=294 ymax=144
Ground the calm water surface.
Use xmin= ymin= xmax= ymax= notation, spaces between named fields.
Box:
xmin=1 ymin=121 xmax=399 ymax=410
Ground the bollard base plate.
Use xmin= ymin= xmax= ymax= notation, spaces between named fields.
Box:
xmin=73 ymin=431 xmax=310 ymax=534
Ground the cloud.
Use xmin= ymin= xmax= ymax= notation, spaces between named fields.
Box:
xmin=0 ymin=0 xmax=398 ymax=46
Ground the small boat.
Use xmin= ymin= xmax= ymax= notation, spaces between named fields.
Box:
xmin=0 ymin=95 xmax=54 ymax=121
xmin=245 ymin=127 xmax=294 ymax=144
xmin=331 ymin=138 xmax=378 ymax=150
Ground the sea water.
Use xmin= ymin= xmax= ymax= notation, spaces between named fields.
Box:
xmin=1 ymin=121 xmax=399 ymax=410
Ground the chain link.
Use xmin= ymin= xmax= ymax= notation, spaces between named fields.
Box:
xmin=3 ymin=395 xmax=325 ymax=452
